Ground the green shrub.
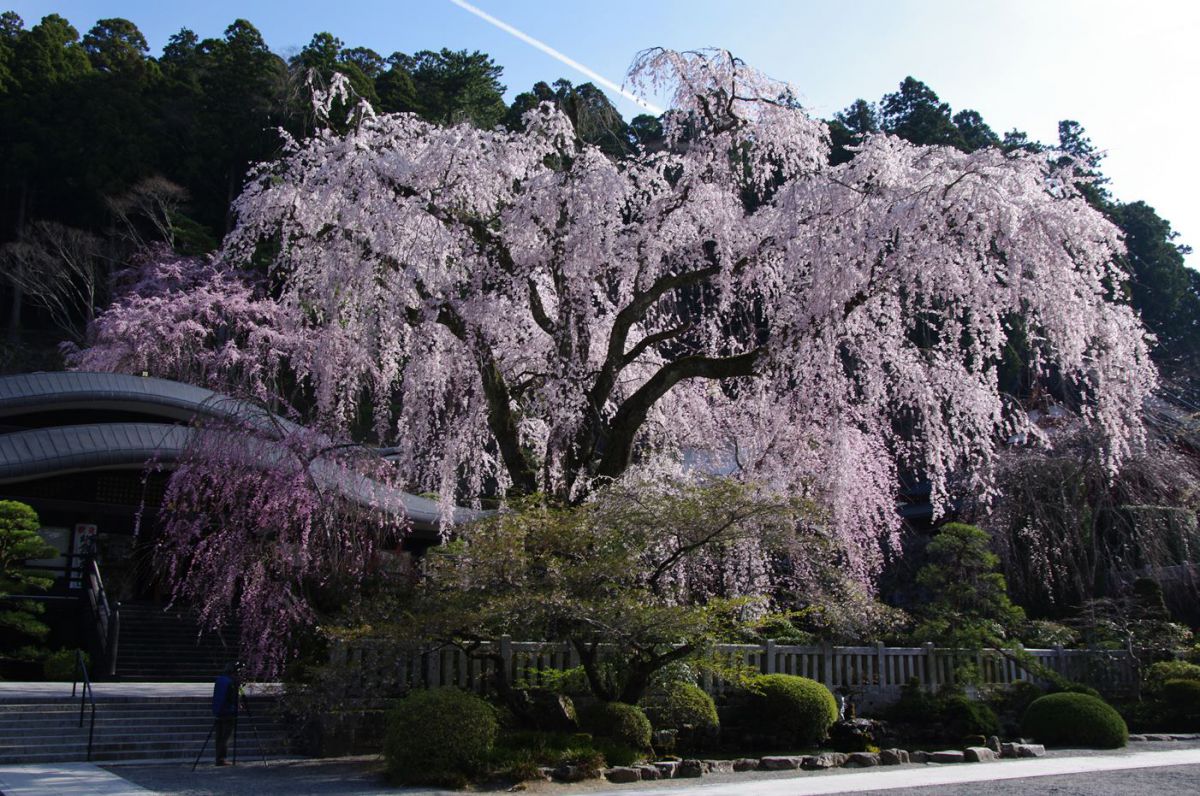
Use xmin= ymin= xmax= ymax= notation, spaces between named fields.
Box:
xmin=1022 ymin=692 xmax=1128 ymax=749
xmin=384 ymin=688 xmax=498 ymax=785
xmin=940 ymin=694 xmax=1000 ymax=739
xmin=749 ymin=674 xmax=838 ymax=747
xmin=42 ymin=649 xmax=88 ymax=682
xmin=1160 ymin=679 xmax=1200 ymax=730
xmin=1144 ymin=660 xmax=1200 ymax=694
xmin=579 ymin=702 xmax=652 ymax=750
xmin=1046 ymin=681 xmax=1102 ymax=699
xmin=641 ymin=681 xmax=719 ymax=732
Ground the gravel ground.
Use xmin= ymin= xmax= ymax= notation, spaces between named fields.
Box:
xmin=105 ymin=741 xmax=1200 ymax=796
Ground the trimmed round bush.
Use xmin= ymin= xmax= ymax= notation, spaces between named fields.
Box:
xmin=641 ymin=682 xmax=719 ymax=732
xmin=750 ymin=674 xmax=839 ymax=747
xmin=1145 ymin=660 xmax=1200 ymax=694
xmin=1022 ymin=692 xmax=1128 ymax=749
xmin=579 ymin=702 xmax=652 ymax=750
xmin=384 ymin=687 xmax=499 ymax=785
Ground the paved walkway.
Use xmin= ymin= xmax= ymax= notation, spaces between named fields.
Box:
xmin=0 ymin=763 xmax=153 ymax=795
xmin=2 ymin=744 xmax=1199 ymax=795
xmin=589 ymin=747 xmax=1200 ymax=795
xmin=0 ymin=682 xmax=281 ymax=702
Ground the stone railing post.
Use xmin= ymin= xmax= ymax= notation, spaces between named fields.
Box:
xmin=764 ymin=639 xmax=776 ymax=675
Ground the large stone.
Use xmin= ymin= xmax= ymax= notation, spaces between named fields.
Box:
xmin=653 ymin=761 xmax=679 ymax=778
xmin=517 ymin=689 xmax=578 ymax=732
xmin=999 ymin=742 xmax=1019 ymax=759
xmin=677 ymin=759 xmax=704 ymax=778
xmin=964 ymin=747 xmax=995 ymax=763
xmin=801 ymin=752 xmax=847 ymax=769
xmin=880 ymin=748 xmax=909 ymax=765
xmin=760 ymin=755 xmax=803 ymax=770
xmin=845 ymin=752 xmax=880 ymax=767
xmin=910 ymin=750 xmax=932 ymax=764
xmin=931 ymin=750 xmax=965 ymax=764
xmin=1128 ymin=734 xmax=1147 ymax=743
xmin=1015 ymin=743 xmax=1046 ymax=758
xmin=1144 ymin=734 xmax=1174 ymax=742
xmin=987 ymin=735 xmax=1002 ymax=754
xmin=702 ymin=759 xmax=734 ymax=774
xmin=637 ymin=765 xmax=662 ymax=781
xmin=552 ymin=764 xmax=587 ymax=782
xmin=605 ymin=767 xmax=642 ymax=783
xmin=732 ymin=758 xmax=760 ymax=772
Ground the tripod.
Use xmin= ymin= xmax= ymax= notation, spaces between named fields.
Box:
xmin=191 ymin=691 xmax=270 ymax=770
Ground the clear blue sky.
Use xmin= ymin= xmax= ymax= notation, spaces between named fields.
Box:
xmin=9 ymin=0 xmax=1199 ymax=261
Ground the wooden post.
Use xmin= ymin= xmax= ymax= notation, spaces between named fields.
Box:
xmin=764 ymin=639 xmax=776 ymax=675
xmin=924 ymin=642 xmax=937 ymax=691
xmin=876 ymin=641 xmax=886 ymax=689
xmin=498 ymin=635 xmax=513 ymax=688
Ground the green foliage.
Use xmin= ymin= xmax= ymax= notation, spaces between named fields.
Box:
xmin=579 ymin=702 xmax=652 ymax=750
xmin=888 ymin=679 xmax=1000 ymax=740
xmin=911 ymin=523 xmax=1024 ymax=649
xmin=749 ymin=674 xmax=838 ymax=747
xmin=42 ymin=649 xmax=88 ymax=681
xmin=400 ymin=479 xmax=811 ymax=707
xmin=939 ymin=694 xmax=1001 ymax=738
xmin=0 ymin=501 xmax=55 ymax=661
xmin=1144 ymin=660 xmax=1200 ymax=694
xmin=488 ymin=729 xmax=632 ymax=778
xmin=641 ymin=681 xmax=718 ymax=733
xmin=1022 ymin=693 xmax=1128 ymax=748
xmin=383 ymin=688 xmax=498 ymax=785
xmin=1161 ymin=679 xmax=1200 ymax=727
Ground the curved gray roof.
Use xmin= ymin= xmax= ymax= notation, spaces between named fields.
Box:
xmin=0 ymin=372 xmax=487 ymax=531
xmin=0 ymin=422 xmax=476 ymax=531
xmin=0 ymin=371 xmax=230 ymax=422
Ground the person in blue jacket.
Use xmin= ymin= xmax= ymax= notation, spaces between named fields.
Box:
xmin=212 ymin=662 xmax=240 ymax=765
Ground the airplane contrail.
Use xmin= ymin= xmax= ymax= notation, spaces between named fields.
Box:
xmin=446 ymin=0 xmax=664 ymax=115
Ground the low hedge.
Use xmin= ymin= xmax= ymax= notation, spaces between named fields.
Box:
xmin=1021 ymin=692 xmax=1128 ymax=749
xmin=641 ymin=682 xmax=719 ymax=733
xmin=579 ymin=702 xmax=652 ymax=750
xmin=749 ymin=674 xmax=838 ymax=747
xmin=384 ymin=688 xmax=498 ymax=785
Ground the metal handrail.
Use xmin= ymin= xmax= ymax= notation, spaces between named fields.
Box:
xmin=81 ymin=557 xmax=120 ymax=677
xmin=71 ymin=650 xmax=98 ymax=761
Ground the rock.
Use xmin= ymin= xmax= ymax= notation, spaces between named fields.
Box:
xmin=677 ymin=759 xmax=704 ymax=778
xmin=1015 ymin=743 xmax=1046 ymax=758
xmin=963 ymin=734 xmax=987 ymax=748
xmin=732 ymin=758 xmax=760 ymax=771
xmin=1128 ymin=734 xmax=1147 ymax=742
xmin=987 ymin=735 xmax=1002 ymax=754
xmin=1145 ymin=734 xmax=1175 ymax=742
xmin=519 ymin=689 xmax=578 ymax=732
xmin=702 ymin=759 xmax=734 ymax=774
xmin=910 ymin=750 xmax=931 ymax=764
xmin=552 ymin=764 xmax=586 ymax=782
xmin=761 ymin=755 xmax=803 ymax=770
xmin=653 ymin=761 xmax=679 ymax=779
xmin=605 ymin=767 xmax=642 ymax=783
xmin=537 ymin=767 xmax=555 ymax=781
xmin=637 ymin=765 xmax=661 ymax=781
xmin=964 ymin=747 xmax=995 ymax=763
xmin=1170 ymin=734 xmax=1200 ymax=741
xmin=845 ymin=752 xmax=880 ymax=767
xmin=880 ymin=748 xmax=909 ymax=765
xmin=999 ymin=742 xmax=1018 ymax=758
xmin=653 ymin=729 xmax=678 ymax=751
xmin=931 ymin=750 xmax=965 ymax=764
xmin=829 ymin=718 xmax=886 ymax=752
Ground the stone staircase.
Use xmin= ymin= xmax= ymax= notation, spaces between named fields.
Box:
xmin=0 ymin=694 xmax=290 ymax=764
xmin=116 ymin=602 xmax=240 ymax=682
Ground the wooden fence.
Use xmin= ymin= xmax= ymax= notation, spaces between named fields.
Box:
xmin=329 ymin=638 xmax=1139 ymax=705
